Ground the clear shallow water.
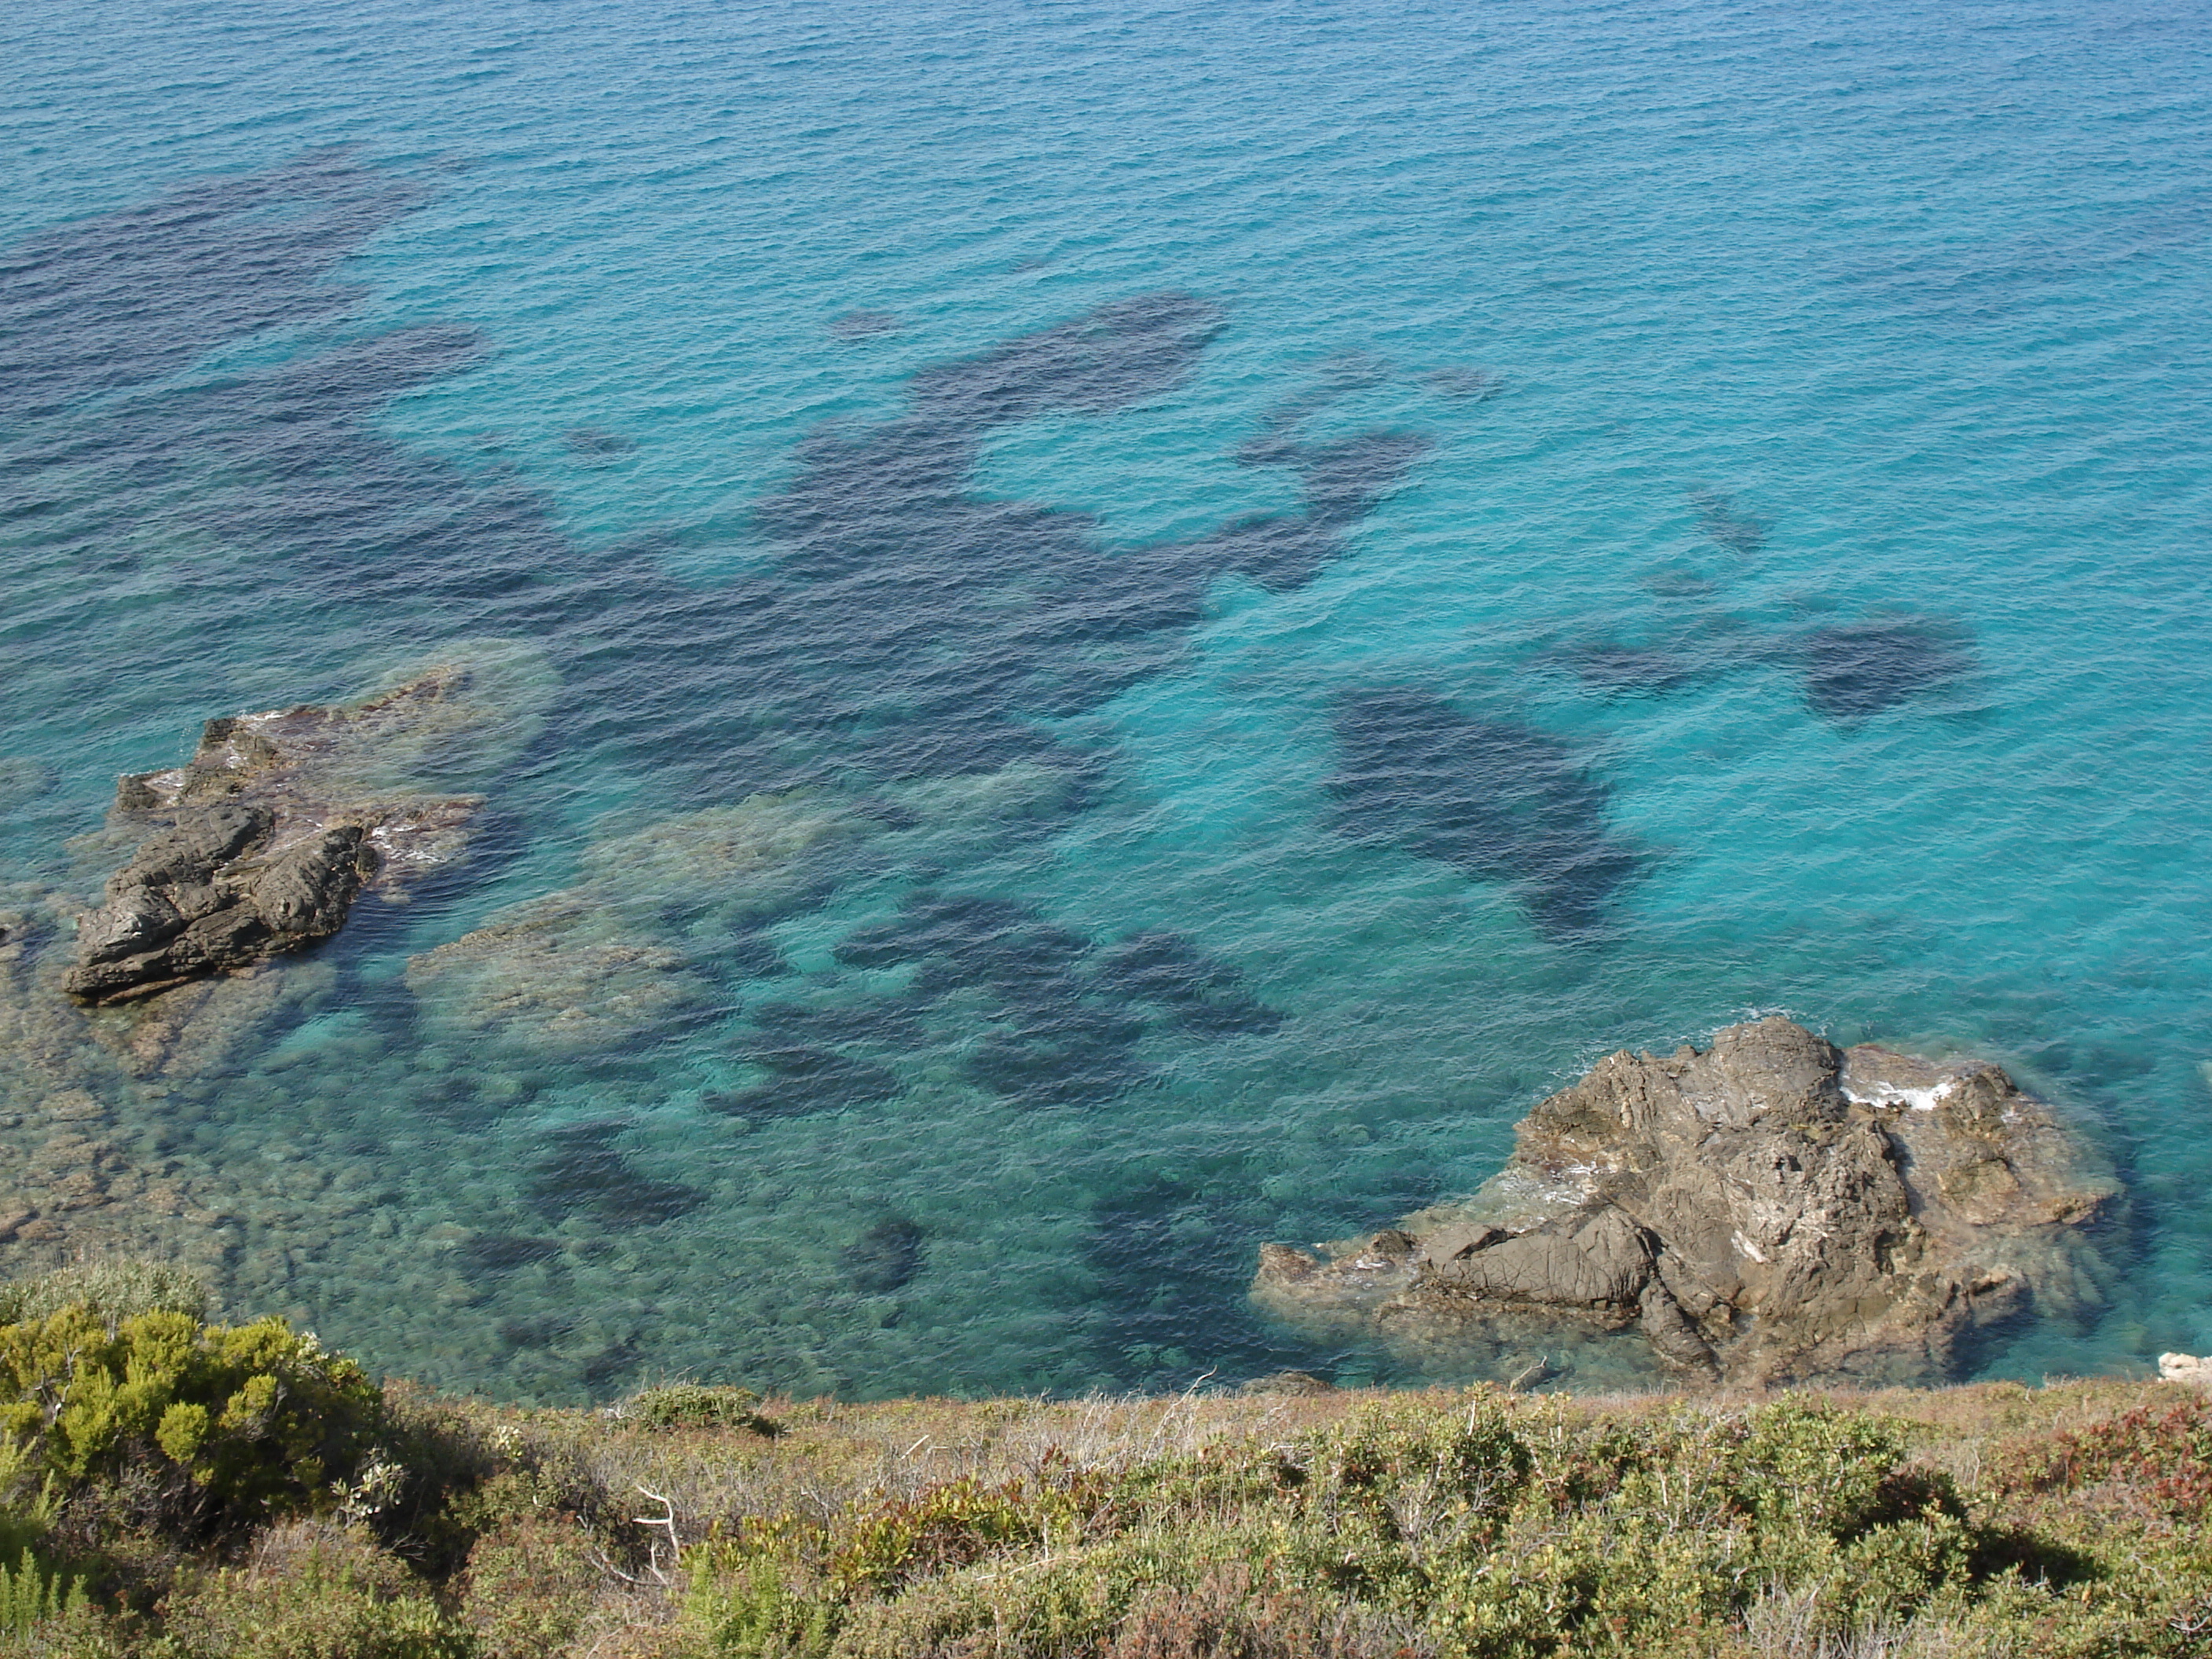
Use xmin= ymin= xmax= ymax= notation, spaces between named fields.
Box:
xmin=2 ymin=0 xmax=2209 ymax=1401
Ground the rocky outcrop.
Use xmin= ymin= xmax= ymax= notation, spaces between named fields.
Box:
xmin=1253 ymin=1018 xmax=2117 ymax=1387
xmin=2160 ymin=1353 xmax=2212 ymax=1388
xmin=63 ymin=651 xmax=547 ymax=1005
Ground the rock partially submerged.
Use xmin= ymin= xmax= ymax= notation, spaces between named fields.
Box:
xmin=1254 ymin=1018 xmax=2116 ymax=1387
xmin=65 ymin=648 xmax=548 ymax=1005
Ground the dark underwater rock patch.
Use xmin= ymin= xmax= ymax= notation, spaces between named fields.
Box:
xmin=1327 ymin=688 xmax=1639 ymax=937
xmin=1424 ymin=367 xmax=1504 ymax=401
xmin=526 ymin=1122 xmax=701 ymax=1229
xmin=828 ymin=309 xmax=899 ymax=339
xmin=0 ymin=147 xmax=431 ymax=424
xmin=1094 ymin=932 xmax=1283 ymax=1037
xmin=1083 ymin=1174 xmax=1302 ymax=1389
xmin=0 ymin=758 xmax=56 ymax=813
xmin=458 ymin=1234 xmax=565 ymax=1275
xmin=963 ymin=1006 xmax=1148 ymax=1105
xmin=833 ymin=893 xmax=1143 ymax=1105
xmin=841 ymin=1216 xmax=924 ymax=1293
xmin=562 ymin=426 xmax=633 ymax=456
xmin=1564 ymin=643 xmax=1708 ymax=698
xmin=748 ymin=996 xmax=925 ymax=1052
xmin=1690 ymin=489 xmax=1767 ymax=555
xmin=705 ymin=1047 xmax=903 ymax=1120
xmin=1803 ymin=617 xmax=1976 ymax=720
xmin=824 ymin=896 xmax=1282 ymax=1109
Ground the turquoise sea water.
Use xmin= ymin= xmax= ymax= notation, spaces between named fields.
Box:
xmin=3 ymin=0 xmax=2210 ymax=1401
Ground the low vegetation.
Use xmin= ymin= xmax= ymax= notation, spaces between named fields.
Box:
xmin=0 ymin=1262 xmax=2200 ymax=1656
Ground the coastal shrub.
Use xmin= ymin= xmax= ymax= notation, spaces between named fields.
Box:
xmin=0 ymin=1262 xmax=208 ymax=1330
xmin=0 ymin=1309 xmax=2193 ymax=1659
xmin=1996 ymin=1393 xmax=2212 ymax=1521
xmin=1106 ymin=1566 xmax=1408 ymax=1659
xmin=0 ymin=1306 xmax=381 ymax=1537
xmin=1737 ymin=1399 xmax=1950 ymax=1539
xmin=625 ymin=1384 xmax=778 ymax=1437
xmin=459 ymin=1513 xmax=601 ymax=1659
xmin=827 ymin=1476 xmax=1053 ymax=1595
xmin=154 ymin=1520 xmax=469 ymax=1659
xmin=368 ymin=1388 xmax=508 ymax=1578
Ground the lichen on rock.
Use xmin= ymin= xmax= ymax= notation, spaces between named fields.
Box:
xmin=1252 ymin=1017 xmax=2118 ymax=1387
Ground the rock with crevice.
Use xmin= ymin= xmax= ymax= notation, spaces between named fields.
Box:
xmin=64 ymin=647 xmax=548 ymax=1005
xmin=1252 ymin=1017 xmax=2117 ymax=1387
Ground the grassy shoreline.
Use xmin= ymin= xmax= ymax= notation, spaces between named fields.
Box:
xmin=0 ymin=1263 xmax=2203 ymax=1657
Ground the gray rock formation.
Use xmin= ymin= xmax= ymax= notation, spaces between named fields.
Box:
xmin=1253 ymin=1018 xmax=2116 ymax=1386
xmin=65 ymin=670 xmax=498 ymax=1005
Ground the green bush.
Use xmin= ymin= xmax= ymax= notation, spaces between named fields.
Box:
xmin=624 ymin=1383 xmax=778 ymax=1436
xmin=0 ymin=1306 xmax=381 ymax=1536
xmin=685 ymin=1552 xmax=839 ymax=1659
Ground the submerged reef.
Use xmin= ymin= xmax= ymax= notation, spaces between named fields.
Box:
xmin=1254 ymin=1018 xmax=2117 ymax=1387
xmin=65 ymin=643 xmax=552 ymax=1005
xmin=406 ymin=789 xmax=872 ymax=1055
xmin=1327 ymin=688 xmax=1641 ymax=936
xmin=0 ymin=149 xmax=2040 ymax=1401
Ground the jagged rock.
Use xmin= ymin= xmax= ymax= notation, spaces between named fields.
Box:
xmin=1253 ymin=1018 xmax=2117 ymax=1387
xmin=64 ymin=645 xmax=550 ymax=1005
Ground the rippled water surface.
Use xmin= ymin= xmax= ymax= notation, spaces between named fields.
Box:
xmin=3 ymin=0 xmax=2210 ymax=1400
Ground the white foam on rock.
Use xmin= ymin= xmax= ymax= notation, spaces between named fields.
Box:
xmin=1844 ymin=1076 xmax=1959 ymax=1112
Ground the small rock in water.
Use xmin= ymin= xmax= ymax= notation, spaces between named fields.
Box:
xmin=841 ymin=1216 xmax=923 ymax=1293
xmin=1254 ymin=1017 xmax=2118 ymax=1388
xmin=1239 ymin=1369 xmax=1336 ymax=1396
